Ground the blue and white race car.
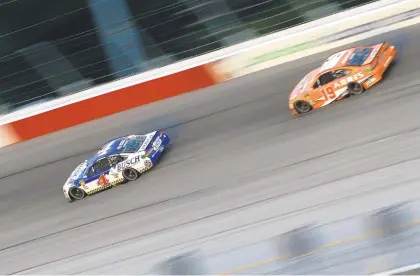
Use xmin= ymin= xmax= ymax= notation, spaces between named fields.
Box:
xmin=63 ymin=130 xmax=170 ymax=202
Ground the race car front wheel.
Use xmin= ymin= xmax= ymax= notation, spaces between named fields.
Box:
xmin=294 ymin=100 xmax=312 ymax=114
xmin=69 ymin=187 xmax=86 ymax=200
xmin=122 ymin=168 xmax=140 ymax=181
xmin=348 ymin=82 xmax=364 ymax=95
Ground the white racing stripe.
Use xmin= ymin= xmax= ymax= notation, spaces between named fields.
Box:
xmin=372 ymin=263 xmax=420 ymax=275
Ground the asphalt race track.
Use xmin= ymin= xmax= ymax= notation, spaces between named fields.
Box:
xmin=1 ymin=24 xmax=420 ymax=274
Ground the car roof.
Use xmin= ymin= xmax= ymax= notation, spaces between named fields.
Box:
xmin=86 ymin=136 xmax=129 ymax=166
xmin=319 ymin=48 xmax=357 ymax=72
xmin=319 ymin=43 xmax=382 ymax=72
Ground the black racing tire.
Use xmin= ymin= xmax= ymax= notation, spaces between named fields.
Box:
xmin=69 ymin=187 xmax=86 ymax=200
xmin=294 ymin=100 xmax=312 ymax=114
xmin=122 ymin=167 xmax=140 ymax=181
xmin=348 ymin=82 xmax=364 ymax=95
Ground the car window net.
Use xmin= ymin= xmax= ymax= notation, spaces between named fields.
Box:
xmin=93 ymin=159 xmax=111 ymax=173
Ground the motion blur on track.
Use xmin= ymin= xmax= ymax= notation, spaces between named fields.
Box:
xmin=2 ymin=17 xmax=420 ymax=276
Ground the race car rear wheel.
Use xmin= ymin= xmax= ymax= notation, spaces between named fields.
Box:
xmin=122 ymin=168 xmax=140 ymax=181
xmin=69 ymin=187 xmax=86 ymax=200
xmin=294 ymin=100 xmax=312 ymax=114
xmin=348 ymin=82 xmax=364 ymax=95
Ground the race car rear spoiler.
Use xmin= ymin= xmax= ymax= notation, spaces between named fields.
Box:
xmin=365 ymin=41 xmax=390 ymax=69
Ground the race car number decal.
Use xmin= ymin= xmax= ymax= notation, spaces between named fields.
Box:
xmin=152 ymin=138 xmax=162 ymax=151
xmin=98 ymin=174 xmax=110 ymax=186
xmin=321 ymin=87 xmax=335 ymax=100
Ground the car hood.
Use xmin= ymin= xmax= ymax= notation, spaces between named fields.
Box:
xmin=289 ymin=68 xmax=320 ymax=101
xmin=64 ymin=160 xmax=88 ymax=187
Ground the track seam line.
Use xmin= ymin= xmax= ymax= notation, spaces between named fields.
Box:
xmin=2 ymin=125 xmax=420 ymax=253
xmin=6 ymin=162 xmax=420 ymax=274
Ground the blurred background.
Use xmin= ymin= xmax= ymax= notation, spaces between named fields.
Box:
xmin=0 ymin=0 xmax=375 ymax=114
xmin=2 ymin=1 xmax=420 ymax=275
xmin=147 ymin=201 xmax=420 ymax=275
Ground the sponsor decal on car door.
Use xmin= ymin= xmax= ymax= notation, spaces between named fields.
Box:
xmin=320 ymin=72 xmax=365 ymax=105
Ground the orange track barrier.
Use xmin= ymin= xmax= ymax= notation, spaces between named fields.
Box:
xmin=0 ymin=64 xmax=221 ymax=147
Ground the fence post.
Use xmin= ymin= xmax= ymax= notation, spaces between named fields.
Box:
xmin=364 ymin=202 xmax=412 ymax=274
xmin=153 ymin=250 xmax=206 ymax=275
xmin=273 ymin=223 xmax=323 ymax=274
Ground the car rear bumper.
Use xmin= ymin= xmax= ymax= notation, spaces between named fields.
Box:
xmin=148 ymin=131 xmax=170 ymax=164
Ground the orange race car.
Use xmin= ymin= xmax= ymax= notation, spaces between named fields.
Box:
xmin=288 ymin=41 xmax=397 ymax=115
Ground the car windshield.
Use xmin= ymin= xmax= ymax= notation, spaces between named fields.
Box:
xmin=347 ymin=47 xmax=373 ymax=66
xmin=121 ymin=136 xmax=147 ymax=153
